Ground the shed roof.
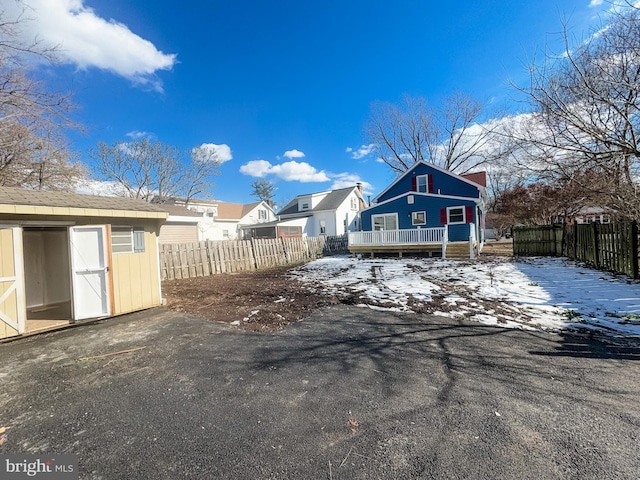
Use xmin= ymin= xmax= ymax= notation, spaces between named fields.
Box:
xmin=0 ymin=187 xmax=168 ymax=219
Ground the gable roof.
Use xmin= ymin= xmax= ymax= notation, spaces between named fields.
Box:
xmin=214 ymin=200 xmax=264 ymax=220
xmin=0 ymin=187 xmax=168 ymax=219
xmin=373 ymin=161 xmax=486 ymax=203
xmin=461 ymin=171 xmax=487 ymax=187
xmin=278 ymin=187 xmax=358 ymax=216
xmin=160 ymin=204 xmax=202 ymax=217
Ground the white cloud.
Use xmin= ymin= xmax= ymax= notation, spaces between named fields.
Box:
xmin=589 ymin=0 xmax=603 ymax=6
xmin=347 ymin=143 xmax=376 ymax=160
xmin=239 ymin=160 xmax=272 ymax=177
xmin=126 ymin=130 xmax=151 ymax=139
xmin=9 ymin=0 xmax=177 ymax=89
xmin=240 ymin=159 xmax=329 ymax=182
xmin=283 ymin=149 xmax=306 ymax=159
xmin=193 ymin=143 xmax=233 ymax=163
xmin=270 ymin=161 xmax=329 ymax=182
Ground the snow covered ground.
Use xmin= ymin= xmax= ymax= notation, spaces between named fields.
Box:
xmin=291 ymin=255 xmax=640 ymax=338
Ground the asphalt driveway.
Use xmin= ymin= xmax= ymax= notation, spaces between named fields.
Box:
xmin=1 ymin=306 xmax=640 ymax=479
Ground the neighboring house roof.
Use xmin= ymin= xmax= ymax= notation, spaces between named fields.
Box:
xmin=461 ymin=171 xmax=487 ymax=187
xmin=177 ymin=198 xmax=273 ymax=221
xmin=278 ymin=187 xmax=360 ymax=216
xmin=0 ymin=187 xmax=168 ymax=219
xmin=160 ymin=204 xmax=202 ymax=217
xmin=214 ymin=201 xmax=264 ymax=220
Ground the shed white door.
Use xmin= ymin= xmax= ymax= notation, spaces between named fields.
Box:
xmin=0 ymin=226 xmax=26 ymax=336
xmin=69 ymin=226 xmax=110 ymax=320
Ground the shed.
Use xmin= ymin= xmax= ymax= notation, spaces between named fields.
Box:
xmin=0 ymin=187 xmax=168 ymax=339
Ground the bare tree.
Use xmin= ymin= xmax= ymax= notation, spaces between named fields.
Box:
xmin=514 ymin=4 xmax=640 ymax=219
xmin=0 ymin=2 xmax=85 ymax=189
xmin=366 ymin=93 xmax=498 ymax=174
xmin=250 ymin=178 xmax=276 ymax=206
xmin=90 ymin=138 xmax=220 ymax=204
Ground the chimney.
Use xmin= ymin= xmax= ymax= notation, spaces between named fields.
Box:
xmin=356 ymin=183 xmax=365 ymax=210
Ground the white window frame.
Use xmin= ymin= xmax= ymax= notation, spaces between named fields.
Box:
xmin=411 ymin=211 xmax=426 ymax=226
xmin=350 ymin=197 xmax=358 ymax=210
xmin=301 ymin=202 xmax=310 ymax=210
xmin=319 ymin=220 xmax=326 ymax=235
xmin=372 ymin=213 xmax=398 ymax=231
xmin=258 ymin=209 xmax=267 ymax=220
xmin=416 ymin=174 xmax=429 ymax=193
xmin=447 ymin=206 xmax=466 ymax=225
xmin=111 ymin=226 xmax=145 ymax=254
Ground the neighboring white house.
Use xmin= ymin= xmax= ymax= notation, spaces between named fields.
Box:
xmin=174 ymin=199 xmax=277 ymax=241
xmin=275 ymin=185 xmax=365 ymax=237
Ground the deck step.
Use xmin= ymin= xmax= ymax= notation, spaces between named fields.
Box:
xmin=446 ymin=243 xmax=472 ymax=259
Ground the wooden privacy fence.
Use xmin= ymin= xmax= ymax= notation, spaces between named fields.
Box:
xmin=512 ymin=225 xmax=563 ymax=256
xmin=160 ymin=235 xmax=348 ymax=280
xmin=513 ymin=222 xmax=640 ymax=278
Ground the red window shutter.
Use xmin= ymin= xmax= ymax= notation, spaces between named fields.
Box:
xmin=465 ymin=205 xmax=474 ymax=223
xmin=440 ymin=208 xmax=447 ymax=224
xmin=428 ymin=175 xmax=434 ymax=193
xmin=411 ymin=176 xmax=417 ymax=191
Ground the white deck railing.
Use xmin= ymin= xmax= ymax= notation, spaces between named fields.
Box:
xmin=348 ymin=227 xmax=447 ymax=246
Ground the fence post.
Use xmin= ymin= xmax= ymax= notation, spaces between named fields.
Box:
xmin=633 ymin=221 xmax=639 ymax=279
xmin=593 ymin=222 xmax=600 ymax=268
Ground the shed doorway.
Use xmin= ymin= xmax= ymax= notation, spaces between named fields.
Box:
xmin=22 ymin=227 xmax=72 ymax=333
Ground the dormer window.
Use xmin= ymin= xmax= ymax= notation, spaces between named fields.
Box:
xmin=413 ymin=174 xmax=432 ymax=193
xmin=301 ymin=202 xmax=310 ymax=210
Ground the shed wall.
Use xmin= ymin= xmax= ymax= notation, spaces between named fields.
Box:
xmin=111 ymin=228 xmax=161 ymax=315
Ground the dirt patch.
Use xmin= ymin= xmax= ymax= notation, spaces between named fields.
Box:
xmin=163 ymin=266 xmax=332 ymax=331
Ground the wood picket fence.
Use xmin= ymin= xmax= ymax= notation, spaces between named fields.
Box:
xmin=513 ymin=222 xmax=640 ymax=278
xmin=160 ymin=235 xmax=348 ymax=280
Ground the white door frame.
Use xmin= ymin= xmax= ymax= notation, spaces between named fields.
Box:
xmin=0 ymin=226 xmax=26 ymax=334
xmin=69 ymin=225 xmax=111 ymax=321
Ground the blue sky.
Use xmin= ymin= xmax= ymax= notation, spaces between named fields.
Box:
xmin=9 ymin=0 xmax=611 ymax=206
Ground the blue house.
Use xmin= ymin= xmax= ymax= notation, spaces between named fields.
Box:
xmin=350 ymin=161 xmax=488 ymax=258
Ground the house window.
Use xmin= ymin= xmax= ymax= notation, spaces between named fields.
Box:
xmin=258 ymin=209 xmax=267 ymax=220
xmin=412 ymin=211 xmax=426 ymax=226
xmin=351 ymin=197 xmax=358 ymax=210
xmin=415 ymin=174 xmax=430 ymax=193
xmin=319 ymin=220 xmax=326 ymax=235
xmin=447 ymin=207 xmax=465 ymax=224
xmin=372 ymin=214 xmax=398 ymax=231
xmin=301 ymin=202 xmax=310 ymax=210
xmin=111 ymin=226 xmax=145 ymax=253
xmin=223 ymin=229 xmax=230 ymax=238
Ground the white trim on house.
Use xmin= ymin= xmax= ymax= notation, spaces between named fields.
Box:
xmin=446 ymin=206 xmax=467 ymax=225
xmin=360 ymin=191 xmax=482 ymax=214
xmin=372 ymin=213 xmax=399 ymax=231
xmin=372 ymin=160 xmax=486 ymax=203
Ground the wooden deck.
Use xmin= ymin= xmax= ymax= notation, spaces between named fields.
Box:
xmin=348 ymin=241 xmax=473 ymax=258
xmin=347 ymin=228 xmax=475 ymax=258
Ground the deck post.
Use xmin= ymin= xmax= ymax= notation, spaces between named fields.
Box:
xmin=442 ymin=226 xmax=448 ymax=259
xmin=469 ymin=224 xmax=476 ymax=260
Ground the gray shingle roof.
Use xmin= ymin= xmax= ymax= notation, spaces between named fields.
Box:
xmin=277 ymin=187 xmax=355 ymax=216
xmin=0 ymin=187 xmax=168 ymax=213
